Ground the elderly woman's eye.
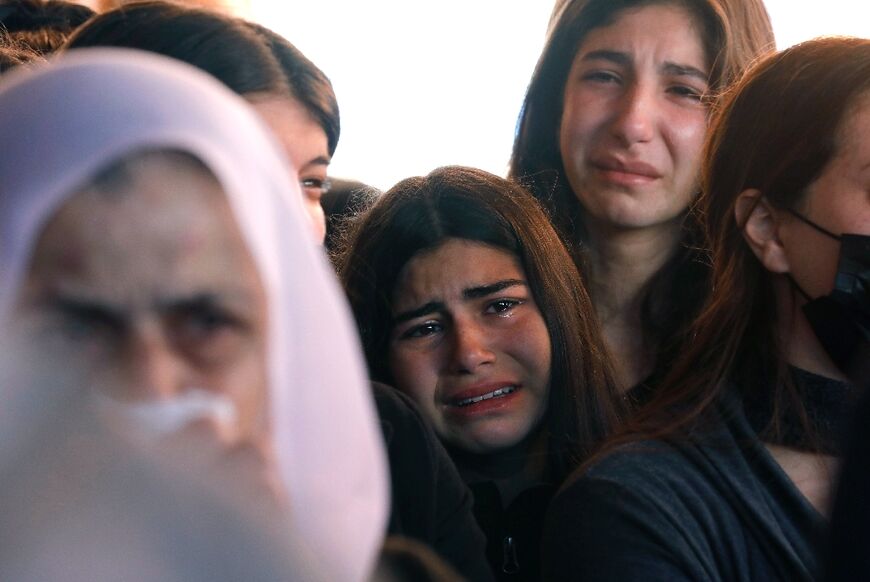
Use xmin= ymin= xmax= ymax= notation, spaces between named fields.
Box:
xmin=177 ymin=305 xmax=243 ymax=339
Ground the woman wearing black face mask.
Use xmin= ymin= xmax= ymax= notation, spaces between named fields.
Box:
xmin=542 ymin=37 xmax=870 ymax=581
xmin=784 ymin=211 xmax=869 ymax=388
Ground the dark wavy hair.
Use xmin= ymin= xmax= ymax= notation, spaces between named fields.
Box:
xmin=509 ymin=0 xmax=775 ymax=382
xmin=65 ymin=1 xmax=339 ymax=155
xmin=0 ymin=0 xmax=93 ymax=54
xmin=249 ymin=22 xmax=340 ymax=156
xmin=0 ymin=33 xmax=42 ymax=71
xmin=337 ymin=166 xmax=623 ymax=479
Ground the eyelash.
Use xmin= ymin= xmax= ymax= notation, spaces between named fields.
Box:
xmin=486 ymin=298 xmax=522 ymax=315
xmin=581 ymin=71 xmax=706 ymax=102
xmin=583 ymin=70 xmax=621 ymax=84
xmin=175 ymin=305 xmax=245 ymax=338
xmin=301 ymin=177 xmax=332 ymax=195
xmin=397 ymin=298 xmax=524 ymax=340
xmin=400 ymin=320 xmax=443 ymax=340
xmin=668 ymin=84 xmax=704 ymax=102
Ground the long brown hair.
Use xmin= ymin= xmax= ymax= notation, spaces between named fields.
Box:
xmin=615 ymin=37 xmax=870 ymax=447
xmin=509 ymin=0 xmax=775 ymax=379
xmin=337 ymin=166 xmax=623 ymax=479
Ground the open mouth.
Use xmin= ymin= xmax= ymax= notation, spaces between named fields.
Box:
xmin=452 ymin=385 xmax=518 ymax=407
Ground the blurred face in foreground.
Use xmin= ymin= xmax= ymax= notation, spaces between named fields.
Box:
xmin=14 ymin=152 xmax=270 ymax=443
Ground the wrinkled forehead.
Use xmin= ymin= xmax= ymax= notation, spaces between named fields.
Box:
xmin=568 ymin=0 xmax=713 ymax=66
xmin=26 ymin=150 xmax=260 ymax=297
xmin=47 ymin=149 xmax=228 ymax=235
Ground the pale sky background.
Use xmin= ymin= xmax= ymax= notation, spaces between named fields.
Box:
xmin=246 ymin=1 xmax=870 ymax=191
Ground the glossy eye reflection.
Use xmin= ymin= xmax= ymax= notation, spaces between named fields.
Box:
xmin=486 ymin=298 xmax=523 ymax=315
xmin=400 ymin=320 xmax=444 ymax=340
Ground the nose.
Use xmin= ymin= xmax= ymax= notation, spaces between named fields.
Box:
xmin=611 ymin=83 xmax=656 ymax=146
xmin=126 ymin=322 xmax=190 ymax=400
xmin=449 ymin=319 xmax=495 ymax=373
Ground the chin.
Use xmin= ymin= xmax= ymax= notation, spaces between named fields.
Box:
xmin=453 ymin=421 xmax=536 ymax=456
xmin=600 ymin=202 xmax=688 ymax=231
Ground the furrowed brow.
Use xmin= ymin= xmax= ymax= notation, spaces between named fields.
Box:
xmin=47 ymin=294 xmax=127 ymax=328
xmin=581 ymin=49 xmax=631 ymax=67
xmin=154 ymin=292 xmax=221 ymax=313
xmin=463 ymin=279 xmax=526 ymax=300
xmin=393 ymin=301 xmax=445 ymax=325
xmin=662 ymin=62 xmax=709 ymax=83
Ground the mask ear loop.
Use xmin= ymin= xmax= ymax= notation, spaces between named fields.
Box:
xmin=786 ymin=208 xmax=841 ymax=240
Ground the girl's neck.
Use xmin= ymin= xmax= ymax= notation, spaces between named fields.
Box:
xmin=581 ymin=218 xmax=684 ymax=391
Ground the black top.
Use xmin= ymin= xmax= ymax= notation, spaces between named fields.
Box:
xmin=827 ymin=388 xmax=870 ymax=581
xmin=373 ymin=383 xmax=493 ymax=581
xmin=469 ymin=480 xmax=554 ymax=582
xmin=542 ymin=376 xmax=843 ymax=581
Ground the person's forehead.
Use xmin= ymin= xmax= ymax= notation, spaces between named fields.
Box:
xmin=27 ymin=157 xmax=259 ymax=293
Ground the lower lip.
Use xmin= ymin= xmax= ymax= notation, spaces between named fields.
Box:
xmin=593 ymin=166 xmax=659 ymax=186
xmin=444 ymin=387 xmax=523 ymax=419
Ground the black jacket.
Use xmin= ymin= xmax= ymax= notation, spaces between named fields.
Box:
xmin=374 ymin=383 xmax=493 ymax=581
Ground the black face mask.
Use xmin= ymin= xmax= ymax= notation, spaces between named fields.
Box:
xmin=788 ymin=209 xmax=870 ymax=387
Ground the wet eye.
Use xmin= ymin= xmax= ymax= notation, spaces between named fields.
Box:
xmin=668 ymin=84 xmax=705 ymax=103
xmin=399 ymin=320 xmax=443 ymax=340
xmin=486 ymin=299 xmax=522 ymax=315
xmin=582 ymin=70 xmax=622 ymax=85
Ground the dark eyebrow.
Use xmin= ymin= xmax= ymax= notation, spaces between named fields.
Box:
xmin=582 ymin=50 xmax=709 ymax=83
xmin=154 ymin=293 xmax=225 ymax=314
xmin=662 ymin=62 xmax=709 ymax=83
xmin=303 ymin=156 xmax=331 ymax=169
xmin=393 ymin=301 xmax=445 ymax=325
xmin=392 ymin=280 xmax=526 ymax=325
xmin=581 ymin=49 xmax=630 ymax=67
xmin=46 ymin=294 xmax=127 ymax=329
xmin=463 ymin=279 xmax=526 ymax=300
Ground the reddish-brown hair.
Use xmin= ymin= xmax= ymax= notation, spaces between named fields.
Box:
xmin=609 ymin=37 xmax=870 ymax=448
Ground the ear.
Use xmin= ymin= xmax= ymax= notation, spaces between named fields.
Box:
xmin=734 ymin=189 xmax=791 ymax=274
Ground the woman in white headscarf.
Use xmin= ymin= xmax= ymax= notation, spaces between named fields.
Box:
xmin=0 ymin=48 xmax=388 ymax=581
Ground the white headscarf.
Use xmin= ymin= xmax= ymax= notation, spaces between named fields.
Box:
xmin=0 ymin=48 xmax=388 ymax=582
